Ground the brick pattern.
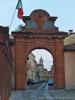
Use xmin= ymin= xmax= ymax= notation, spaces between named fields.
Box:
xmin=54 ymin=39 xmax=65 ymax=89
xmin=13 ymin=35 xmax=65 ymax=90
xmin=0 ymin=26 xmax=13 ymax=100
xmin=15 ymin=42 xmax=27 ymax=90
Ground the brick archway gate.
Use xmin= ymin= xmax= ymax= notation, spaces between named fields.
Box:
xmin=12 ymin=9 xmax=67 ymax=90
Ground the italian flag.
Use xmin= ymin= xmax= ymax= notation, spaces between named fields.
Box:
xmin=16 ymin=0 xmax=23 ymax=19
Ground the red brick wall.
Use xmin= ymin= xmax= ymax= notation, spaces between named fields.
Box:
xmin=13 ymin=34 xmax=65 ymax=89
xmin=10 ymin=41 xmax=16 ymax=90
xmin=53 ymin=39 xmax=65 ymax=89
xmin=0 ymin=26 xmax=13 ymax=100
xmin=15 ymin=39 xmax=27 ymax=90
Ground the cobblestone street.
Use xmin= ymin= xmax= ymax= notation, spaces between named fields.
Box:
xmin=10 ymin=83 xmax=75 ymax=100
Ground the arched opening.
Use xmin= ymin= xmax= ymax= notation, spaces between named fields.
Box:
xmin=27 ymin=48 xmax=54 ymax=90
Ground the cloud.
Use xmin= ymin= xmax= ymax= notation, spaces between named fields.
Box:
xmin=32 ymin=49 xmax=53 ymax=71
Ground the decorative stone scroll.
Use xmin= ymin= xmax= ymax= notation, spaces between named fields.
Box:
xmin=22 ymin=9 xmax=57 ymax=29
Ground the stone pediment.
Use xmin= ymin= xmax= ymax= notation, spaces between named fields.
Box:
xmin=22 ymin=9 xmax=58 ymax=31
xmin=12 ymin=9 xmax=68 ymax=38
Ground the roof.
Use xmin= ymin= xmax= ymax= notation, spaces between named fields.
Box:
xmin=64 ymin=44 xmax=75 ymax=51
xmin=64 ymin=33 xmax=75 ymax=45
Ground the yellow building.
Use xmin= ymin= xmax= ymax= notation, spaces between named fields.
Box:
xmin=64 ymin=33 xmax=75 ymax=89
xmin=43 ymin=69 xmax=49 ymax=81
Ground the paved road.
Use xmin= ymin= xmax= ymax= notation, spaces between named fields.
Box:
xmin=10 ymin=83 xmax=75 ymax=100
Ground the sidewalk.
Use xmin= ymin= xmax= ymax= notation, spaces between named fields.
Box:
xmin=10 ymin=89 xmax=75 ymax=100
xmin=49 ymin=89 xmax=75 ymax=100
xmin=9 ymin=91 xmax=23 ymax=100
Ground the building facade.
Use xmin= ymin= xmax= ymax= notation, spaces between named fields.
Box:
xmin=64 ymin=33 xmax=75 ymax=89
xmin=0 ymin=26 xmax=14 ymax=100
xmin=27 ymin=53 xmax=37 ymax=80
xmin=35 ymin=57 xmax=44 ymax=81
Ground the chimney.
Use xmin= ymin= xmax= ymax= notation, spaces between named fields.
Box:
xmin=69 ymin=29 xmax=73 ymax=34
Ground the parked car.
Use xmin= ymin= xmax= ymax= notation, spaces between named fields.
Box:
xmin=47 ymin=80 xmax=54 ymax=86
xmin=27 ymin=79 xmax=39 ymax=85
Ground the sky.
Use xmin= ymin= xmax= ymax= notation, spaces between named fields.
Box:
xmin=0 ymin=0 xmax=75 ymax=70
xmin=0 ymin=0 xmax=75 ymax=32
xmin=32 ymin=49 xmax=53 ymax=71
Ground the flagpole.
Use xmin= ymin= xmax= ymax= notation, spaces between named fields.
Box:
xmin=9 ymin=0 xmax=19 ymax=30
xmin=9 ymin=7 xmax=17 ymax=29
xmin=9 ymin=0 xmax=23 ymax=31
